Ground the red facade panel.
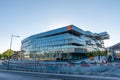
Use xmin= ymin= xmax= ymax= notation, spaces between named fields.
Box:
xmin=67 ymin=25 xmax=72 ymax=31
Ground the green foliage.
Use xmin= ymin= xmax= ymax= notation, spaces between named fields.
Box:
xmin=2 ymin=49 xmax=14 ymax=59
xmin=85 ymin=52 xmax=92 ymax=57
xmin=85 ymin=50 xmax=107 ymax=57
xmin=95 ymin=50 xmax=107 ymax=56
xmin=0 ymin=54 xmax=2 ymax=59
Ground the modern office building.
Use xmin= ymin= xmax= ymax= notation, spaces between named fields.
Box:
xmin=21 ymin=25 xmax=109 ymax=61
xmin=108 ymin=42 xmax=120 ymax=61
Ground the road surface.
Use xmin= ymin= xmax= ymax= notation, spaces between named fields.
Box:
xmin=0 ymin=70 xmax=119 ymax=80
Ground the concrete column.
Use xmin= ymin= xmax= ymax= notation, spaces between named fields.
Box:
xmin=110 ymin=48 xmax=115 ymax=61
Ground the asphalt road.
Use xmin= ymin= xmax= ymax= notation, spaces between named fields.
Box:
xmin=0 ymin=70 xmax=119 ymax=80
xmin=0 ymin=70 xmax=60 ymax=80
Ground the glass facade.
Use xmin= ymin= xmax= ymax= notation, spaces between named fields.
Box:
xmin=109 ymin=43 xmax=120 ymax=60
xmin=21 ymin=25 xmax=109 ymax=61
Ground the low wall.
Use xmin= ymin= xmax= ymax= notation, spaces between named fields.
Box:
xmin=1 ymin=60 xmax=114 ymax=74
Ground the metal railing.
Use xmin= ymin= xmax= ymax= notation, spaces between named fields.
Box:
xmin=0 ymin=60 xmax=115 ymax=74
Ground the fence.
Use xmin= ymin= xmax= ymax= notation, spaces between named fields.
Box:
xmin=0 ymin=60 xmax=115 ymax=74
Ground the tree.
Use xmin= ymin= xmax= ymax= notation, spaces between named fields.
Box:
xmin=91 ymin=50 xmax=107 ymax=57
xmin=2 ymin=49 xmax=14 ymax=59
xmin=0 ymin=54 xmax=2 ymax=59
xmin=85 ymin=50 xmax=107 ymax=60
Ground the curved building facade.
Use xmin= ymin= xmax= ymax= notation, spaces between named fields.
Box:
xmin=21 ymin=25 xmax=109 ymax=61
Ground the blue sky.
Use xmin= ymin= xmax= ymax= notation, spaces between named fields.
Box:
xmin=0 ymin=0 xmax=120 ymax=53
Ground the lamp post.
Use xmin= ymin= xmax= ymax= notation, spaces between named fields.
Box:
xmin=7 ymin=35 xmax=20 ymax=70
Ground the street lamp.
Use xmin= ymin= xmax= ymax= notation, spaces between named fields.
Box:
xmin=9 ymin=35 xmax=20 ymax=51
xmin=7 ymin=35 xmax=20 ymax=70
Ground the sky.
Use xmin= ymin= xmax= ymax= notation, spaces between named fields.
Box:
xmin=0 ymin=0 xmax=120 ymax=53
